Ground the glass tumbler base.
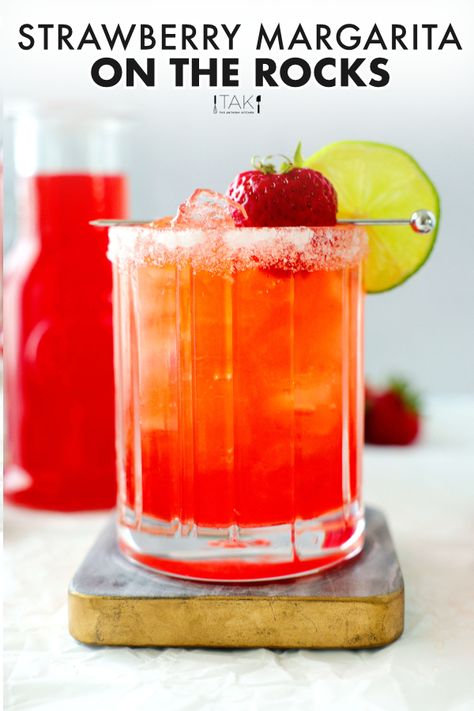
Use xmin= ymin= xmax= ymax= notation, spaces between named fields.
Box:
xmin=118 ymin=506 xmax=365 ymax=582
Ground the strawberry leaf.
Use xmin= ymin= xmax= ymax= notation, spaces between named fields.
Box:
xmin=387 ymin=376 xmax=422 ymax=414
xmin=293 ymin=141 xmax=304 ymax=168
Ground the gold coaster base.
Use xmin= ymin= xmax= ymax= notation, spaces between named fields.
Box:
xmin=68 ymin=507 xmax=404 ymax=649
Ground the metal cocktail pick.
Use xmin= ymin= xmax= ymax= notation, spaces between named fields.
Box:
xmin=90 ymin=209 xmax=436 ymax=234
xmin=337 ymin=209 xmax=436 ymax=234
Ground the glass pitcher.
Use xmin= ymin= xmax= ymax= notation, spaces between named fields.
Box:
xmin=4 ymin=112 xmax=129 ymax=510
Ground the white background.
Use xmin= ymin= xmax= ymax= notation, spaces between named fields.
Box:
xmin=2 ymin=0 xmax=474 ymax=394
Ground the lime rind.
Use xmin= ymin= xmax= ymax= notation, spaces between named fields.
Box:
xmin=304 ymin=141 xmax=440 ymax=293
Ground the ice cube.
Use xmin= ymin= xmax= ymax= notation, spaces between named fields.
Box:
xmin=171 ymin=189 xmax=247 ymax=229
xmin=148 ymin=216 xmax=172 ymax=228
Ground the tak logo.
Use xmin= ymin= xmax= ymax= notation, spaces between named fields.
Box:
xmin=213 ymin=94 xmax=262 ymax=115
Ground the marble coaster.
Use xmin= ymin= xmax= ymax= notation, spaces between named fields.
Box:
xmin=68 ymin=506 xmax=404 ymax=649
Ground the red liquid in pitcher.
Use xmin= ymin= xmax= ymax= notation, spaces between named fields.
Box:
xmin=4 ymin=174 xmax=128 ymax=510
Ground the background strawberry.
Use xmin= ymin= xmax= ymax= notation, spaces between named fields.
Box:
xmin=365 ymin=377 xmax=422 ymax=446
xmin=226 ymin=144 xmax=337 ymax=227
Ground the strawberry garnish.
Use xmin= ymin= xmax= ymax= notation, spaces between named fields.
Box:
xmin=365 ymin=377 xmax=422 ymax=446
xmin=226 ymin=143 xmax=337 ymax=228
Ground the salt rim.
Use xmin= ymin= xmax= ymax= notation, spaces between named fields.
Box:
xmin=108 ymin=225 xmax=368 ymax=274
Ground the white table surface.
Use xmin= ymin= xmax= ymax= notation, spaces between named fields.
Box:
xmin=4 ymin=396 xmax=474 ymax=711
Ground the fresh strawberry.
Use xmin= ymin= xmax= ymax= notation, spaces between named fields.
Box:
xmin=365 ymin=383 xmax=378 ymax=405
xmin=365 ymin=378 xmax=422 ymax=446
xmin=226 ymin=143 xmax=337 ymax=227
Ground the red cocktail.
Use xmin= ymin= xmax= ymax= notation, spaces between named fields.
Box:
xmin=109 ymin=193 xmax=366 ymax=581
